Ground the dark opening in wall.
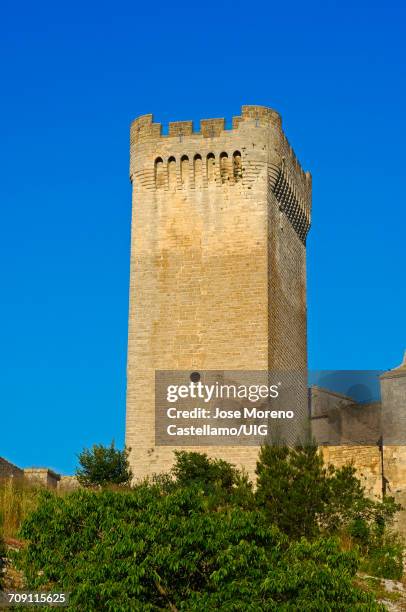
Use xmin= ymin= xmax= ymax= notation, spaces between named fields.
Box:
xmin=155 ymin=157 xmax=165 ymax=188
xmin=194 ymin=154 xmax=202 ymax=184
xmin=207 ymin=153 xmax=215 ymax=182
xmin=181 ymin=155 xmax=189 ymax=186
xmin=233 ymin=151 xmax=242 ymax=181
xmin=220 ymin=152 xmax=229 ymax=183
xmin=168 ymin=156 xmax=176 ymax=188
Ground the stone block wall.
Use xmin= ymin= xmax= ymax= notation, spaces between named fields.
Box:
xmin=0 ymin=458 xmax=24 ymax=480
xmin=126 ymin=105 xmax=311 ymax=479
xmin=23 ymin=468 xmax=60 ymax=489
xmin=316 ymin=356 xmax=406 ymax=533
xmin=57 ymin=475 xmax=79 ymax=491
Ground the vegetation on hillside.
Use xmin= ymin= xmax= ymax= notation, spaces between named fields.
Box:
xmin=0 ymin=478 xmax=41 ymax=540
xmin=75 ymin=441 xmax=133 ymax=488
xmin=0 ymin=529 xmax=4 ymax=590
xmin=6 ymin=444 xmax=402 ymax=609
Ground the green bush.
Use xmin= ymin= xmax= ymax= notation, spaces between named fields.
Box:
xmin=359 ymin=530 xmax=404 ymax=580
xmin=15 ymin=486 xmax=382 ymax=611
xmin=171 ymin=450 xmax=237 ymax=492
xmin=13 ymin=448 xmax=403 ymax=608
xmin=256 ymin=443 xmax=329 ymax=539
xmin=256 ymin=443 xmax=401 ymax=541
xmin=348 ymin=517 xmax=371 ymax=545
xmin=170 ymin=450 xmax=254 ymax=508
xmin=75 ymin=441 xmax=133 ymax=488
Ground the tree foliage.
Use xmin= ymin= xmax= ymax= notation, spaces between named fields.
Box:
xmin=169 ymin=450 xmax=254 ymax=508
xmin=75 ymin=441 xmax=132 ymax=488
xmin=256 ymin=444 xmax=328 ymax=539
xmin=172 ymin=450 xmax=237 ymax=492
xmin=16 ymin=486 xmax=382 ymax=611
xmin=13 ymin=445 xmax=403 ymax=608
xmin=256 ymin=443 xmax=401 ymax=542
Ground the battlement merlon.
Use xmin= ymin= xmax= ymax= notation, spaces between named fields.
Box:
xmin=130 ymin=105 xmax=281 ymax=140
xmin=130 ymin=105 xmax=311 ymax=186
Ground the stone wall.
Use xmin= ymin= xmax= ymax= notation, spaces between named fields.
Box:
xmin=23 ymin=468 xmax=60 ymax=489
xmin=0 ymin=458 xmax=24 ymax=480
xmin=0 ymin=459 xmax=66 ymax=491
xmin=311 ymin=386 xmax=381 ymax=445
xmin=57 ymin=475 xmax=79 ymax=491
xmin=322 ymin=446 xmax=382 ymax=499
xmin=316 ymin=356 xmax=406 ymax=533
xmin=126 ymin=105 xmax=311 ymax=480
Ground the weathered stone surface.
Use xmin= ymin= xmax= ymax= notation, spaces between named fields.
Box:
xmin=126 ymin=105 xmax=311 ymax=480
xmin=23 ymin=468 xmax=60 ymax=489
xmin=320 ymin=356 xmax=406 ymax=533
xmin=0 ymin=458 xmax=23 ymax=480
xmin=125 ymin=105 xmax=406 ymax=536
xmin=57 ymin=475 xmax=79 ymax=491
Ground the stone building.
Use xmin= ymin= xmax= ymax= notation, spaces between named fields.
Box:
xmin=0 ymin=458 xmax=24 ymax=481
xmin=312 ymin=353 xmax=406 ymax=531
xmin=126 ymin=105 xmax=311 ymax=479
xmin=125 ymin=104 xmax=405 ymax=528
xmin=0 ymin=458 xmax=78 ymax=491
xmin=0 ymin=458 xmax=60 ymax=489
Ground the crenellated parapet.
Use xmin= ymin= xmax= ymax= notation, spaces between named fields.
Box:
xmin=168 ymin=121 xmax=193 ymax=137
xmin=130 ymin=105 xmax=312 ymax=243
xmin=131 ymin=105 xmax=280 ymax=142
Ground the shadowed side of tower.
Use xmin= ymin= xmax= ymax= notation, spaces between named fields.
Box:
xmin=126 ymin=105 xmax=312 ymax=480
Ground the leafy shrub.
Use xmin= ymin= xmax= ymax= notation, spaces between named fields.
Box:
xmin=170 ymin=450 xmax=254 ymax=508
xmin=359 ymin=529 xmax=404 ymax=580
xmin=256 ymin=443 xmax=401 ymax=541
xmin=171 ymin=450 xmax=237 ymax=492
xmin=75 ymin=441 xmax=132 ymax=487
xmin=348 ymin=517 xmax=371 ymax=545
xmin=256 ymin=443 xmax=329 ymax=539
xmin=327 ymin=466 xmax=401 ymax=535
xmin=15 ymin=486 xmax=382 ymax=610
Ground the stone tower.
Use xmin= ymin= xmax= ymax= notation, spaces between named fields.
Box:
xmin=126 ymin=105 xmax=312 ymax=479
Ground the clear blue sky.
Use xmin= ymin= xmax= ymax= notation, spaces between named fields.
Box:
xmin=1 ymin=0 xmax=405 ymax=474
